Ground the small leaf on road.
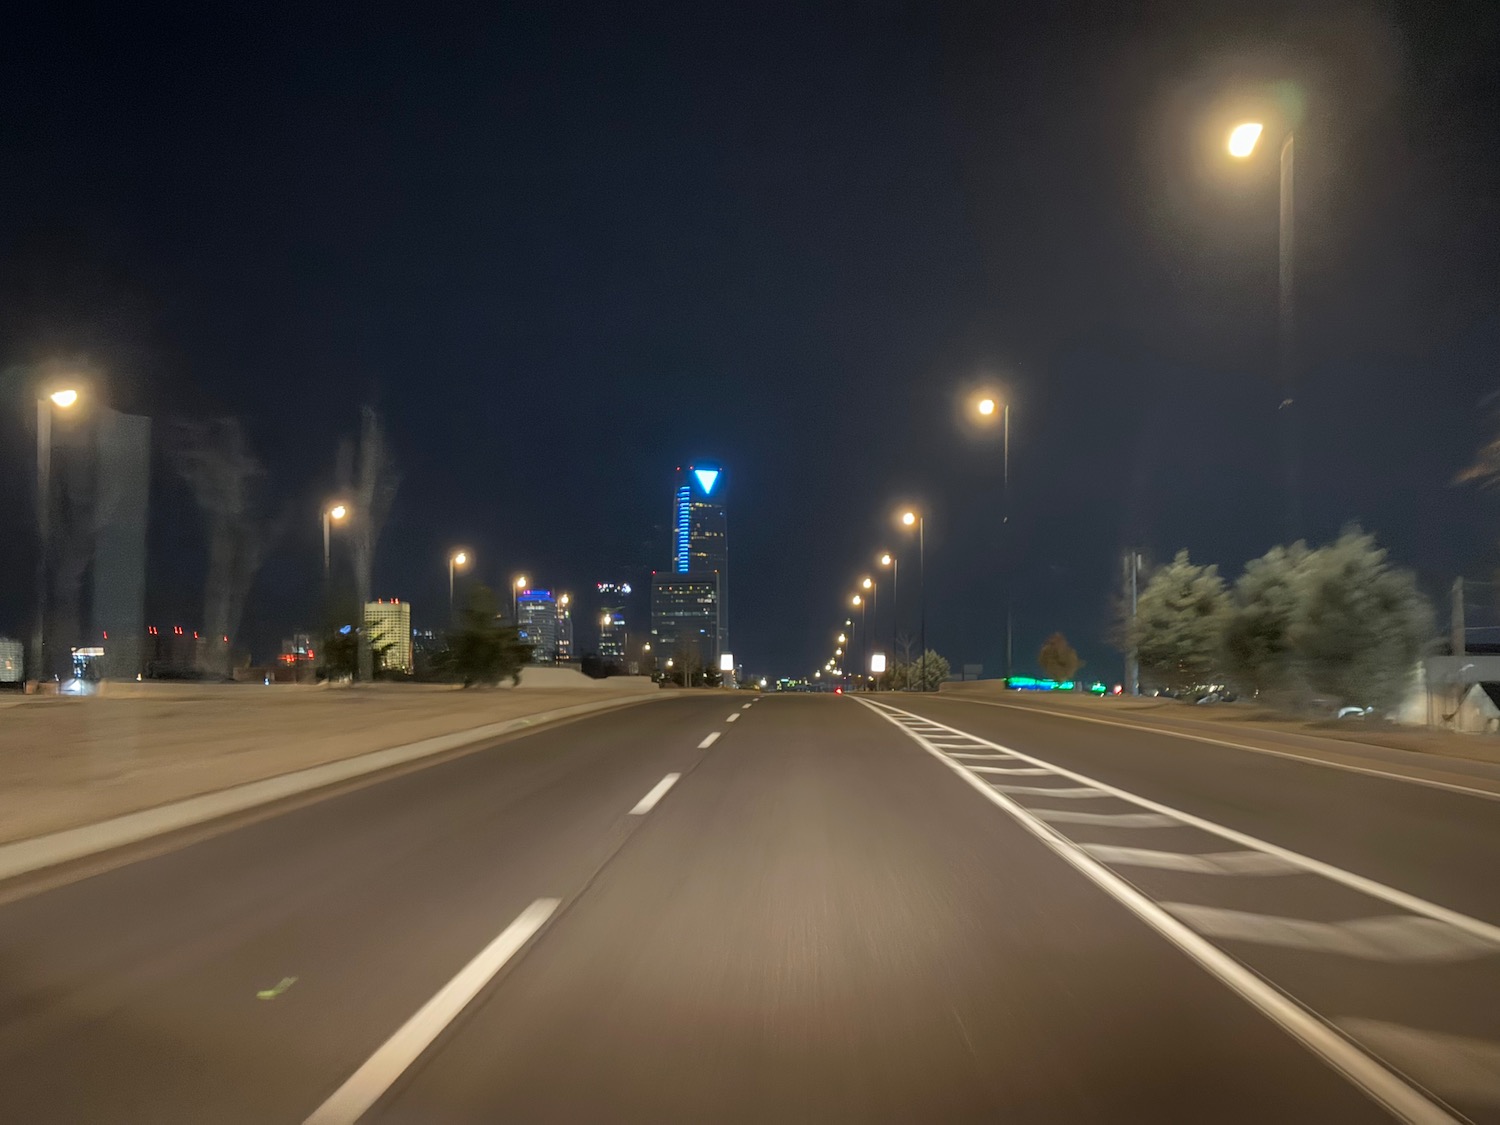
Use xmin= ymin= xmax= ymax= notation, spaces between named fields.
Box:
xmin=257 ymin=976 xmax=298 ymax=1000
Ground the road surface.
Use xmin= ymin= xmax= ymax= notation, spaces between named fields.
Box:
xmin=1 ymin=692 xmax=1496 ymax=1122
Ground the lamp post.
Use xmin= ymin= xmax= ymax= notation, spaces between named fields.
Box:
xmin=860 ymin=576 xmax=874 ymax=687
xmin=322 ymin=503 xmax=349 ymax=581
xmin=975 ymin=395 xmax=1013 ymax=681
xmin=858 ymin=594 xmax=870 ymax=693
xmin=1229 ymin=120 xmax=1299 ymax=538
xmin=513 ymin=575 xmax=528 ymax=625
xmin=878 ymin=551 xmax=897 ymax=681
xmin=900 ymin=510 xmax=925 ymax=690
xmin=448 ymin=551 xmax=469 ymax=616
xmin=31 ymin=386 xmax=81 ymax=684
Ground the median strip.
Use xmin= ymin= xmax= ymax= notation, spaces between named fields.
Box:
xmin=0 ymin=695 xmax=663 ymax=884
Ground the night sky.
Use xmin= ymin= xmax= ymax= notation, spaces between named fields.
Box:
xmin=2 ymin=1 xmax=1497 ymax=679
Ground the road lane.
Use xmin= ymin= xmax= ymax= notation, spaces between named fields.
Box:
xmin=865 ymin=696 xmax=1500 ymax=1121
xmin=893 ymin=694 xmax=1500 ymax=929
xmin=0 ymin=694 xmax=730 ymax=1124
xmin=377 ymin=695 xmax=1387 ymax=1123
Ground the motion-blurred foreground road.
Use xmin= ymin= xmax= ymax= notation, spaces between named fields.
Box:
xmin=2 ymin=693 xmax=1497 ymax=1122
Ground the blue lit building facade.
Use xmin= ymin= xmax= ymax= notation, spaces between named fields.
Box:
xmin=653 ymin=464 xmax=728 ymax=666
xmin=516 ymin=589 xmax=560 ymax=664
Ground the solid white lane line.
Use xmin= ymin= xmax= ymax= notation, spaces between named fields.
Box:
xmin=863 ymin=701 xmax=1500 ymax=951
xmin=953 ymin=697 xmax=1500 ymax=803
xmin=968 ymin=765 xmax=1055 ymax=775
xmin=992 ymin=785 xmax=1110 ymax=799
xmin=1082 ymin=845 xmax=1303 ymax=876
xmin=304 ymin=898 xmax=559 ymax=1125
xmin=1338 ymin=1019 xmax=1500 ymax=1108
xmin=1163 ymin=904 xmax=1498 ymax=963
xmin=855 ymin=698 xmax=1458 ymax=1125
xmin=726 ymin=713 xmax=740 ymax=723
xmin=630 ymin=773 xmax=681 ymax=815
xmin=1030 ymin=809 xmax=1179 ymax=827
xmin=698 ymin=732 xmax=721 ymax=748
xmin=948 ymin=751 xmax=1013 ymax=760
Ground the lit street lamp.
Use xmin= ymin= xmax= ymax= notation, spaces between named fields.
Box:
xmin=1228 ymin=117 xmax=1299 ymax=536
xmin=322 ymin=502 xmax=350 ymax=580
xmin=899 ymin=510 xmax=926 ymax=690
xmin=448 ymin=550 xmax=470 ymax=616
xmin=878 ymin=551 xmax=897 ymax=677
xmin=860 ymin=576 xmax=875 ymax=686
xmin=513 ymin=575 xmax=528 ymax=624
xmin=973 ymin=392 xmax=1014 ymax=680
xmin=31 ymin=384 xmax=82 ymax=683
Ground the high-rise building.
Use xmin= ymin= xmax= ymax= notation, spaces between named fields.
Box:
xmin=596 ymin=581 xmax=631 ymax=662
xmin=599 ymin=611 xmax=627 ymax=662
xmin=650 ymin=572 xmax=721 ymax=670
xmin=657 ymin=464 xmax=728 ymax=662
xmin=516 ymin=589 xmax=560 ymax=663
xmin=364 ymin=600 xmax=413 ymax=674
xmin=556 ymin=593 xmax=574 ymax=662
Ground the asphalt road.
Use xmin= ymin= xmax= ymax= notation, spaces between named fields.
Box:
xmin=0 ymin=692 xmax=1496 ymax=1122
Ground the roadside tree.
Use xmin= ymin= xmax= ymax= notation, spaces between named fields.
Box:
xmin=1223 ymin=542 xmax=1310 ymax=704
xmin=1037 ymin=632 xmax=1081 ymax=684
xmin=441 ymin=585 xmax=531 ymax=687
xmin=1130 ymin=550 xmax=1229 ymax=695
xmin=1290 ymin=528 xmax=1433 ymax=713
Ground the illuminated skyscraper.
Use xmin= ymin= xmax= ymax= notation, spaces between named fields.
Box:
xmin=364 ymin=599 xmax=413 ymax=674
xmin=516 ymin=589 xmax=560 ymax=664
xmin=654 ymin=464 xmax=728 ymax=665
xmin=556 ymin=593 xmax=574 ymax=662
xmin=596 ymin=582 xmax=632 ymax=663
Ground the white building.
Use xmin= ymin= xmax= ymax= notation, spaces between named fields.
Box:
xmin=364 ymin=599 xmax=413 ymax=674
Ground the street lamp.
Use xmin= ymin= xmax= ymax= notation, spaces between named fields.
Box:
xmin=31 ymin=384 xmax=82 ymax=683
xmin=448 ymin=550 xmax=469 ymax=616
xmin=859 ymin=576 xmax=875 ymax=686
xmin=973 ymin=392 xmax=1014 ymax=680
xmin=1228 ymin=117 xmax=1299 ymax=536
xmin=322 ymin=502 xmax=350 ymax=580
xmin=899 ymin=509 xmax=926 ymax=691
xmin=513 ymin=575 xmax=528 ymax=623
xmin=878 ymin=551 xmax=897 ymax=677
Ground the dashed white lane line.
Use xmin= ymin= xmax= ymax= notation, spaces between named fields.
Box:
xmin=698 ymin=732 xmax=721 ymax=748
xmin=1082 ymin=845 xmax=1303 ymax=876
xmin=1030 ymin=809 xmax=1179 ymax=828
xmin=629 ymin=773 xmax=681 ymax=815
xmin=857 ymin=697 xmax=1458 ymax=1124
xmin=304 ymin=898 xmax=559 ymax=1125
xmin=741 ymin=703 xmax=752 ymax=710
xmin=1163 ymin=904 xmax=1500 ymax=963
xmin=1338 ymin=1019 xmax=1500 ymax=1108
xmin=726 ymin=713 xmax=740 ymax=723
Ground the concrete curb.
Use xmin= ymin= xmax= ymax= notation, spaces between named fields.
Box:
xmin=0 ymin=693 xmax=664 ymax=884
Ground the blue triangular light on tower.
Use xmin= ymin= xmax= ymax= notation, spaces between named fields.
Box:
xmin=693 ymin=468 xmax=720 ymax=495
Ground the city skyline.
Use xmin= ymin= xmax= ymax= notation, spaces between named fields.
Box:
xmin=2 ymin=2 xmax=1496 ymax=679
